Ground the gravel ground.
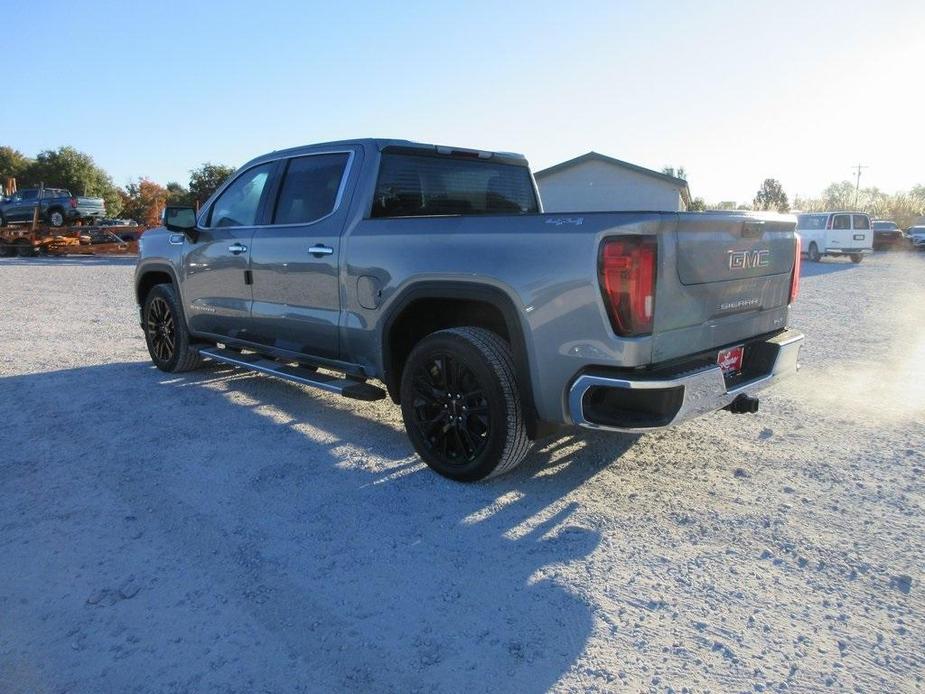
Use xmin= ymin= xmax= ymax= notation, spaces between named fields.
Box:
xmin=0 ymin=252 xmax=923 ymax=693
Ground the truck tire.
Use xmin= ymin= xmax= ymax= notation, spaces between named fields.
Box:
xmin=0 ymin=211 xmax=6 ymax=227
xmin=400 ymin=327 xmax=531 ymax=482
xmin=850 ymin=253 xmax=863 ymax=264
xmin=47 ymin=208 xmax=66 ymax=227
xmin=142 ymin=283 xmax=204 ymax=373
xmin=16 ymin=240 xmax=36 ymax=258
xmin=808 ymin=242 xmax=821 ymax=262
xmin=0 ymin=243 xmax=11 ymax=257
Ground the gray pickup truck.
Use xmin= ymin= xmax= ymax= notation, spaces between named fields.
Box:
xmin=0 ymin=187 xmax=106 ymax=227
xmin=135 ymin=139 xmax=804 ymax=481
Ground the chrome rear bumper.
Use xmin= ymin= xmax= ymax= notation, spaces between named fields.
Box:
xmin=568 ymin=329 xmax=804 ymax=433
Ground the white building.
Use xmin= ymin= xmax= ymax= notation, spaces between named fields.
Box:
xmin=534 ymin=152 xmax=691 ymax=213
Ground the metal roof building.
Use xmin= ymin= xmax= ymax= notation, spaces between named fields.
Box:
xmin=534 ymin=152 xmax=691 ymax=212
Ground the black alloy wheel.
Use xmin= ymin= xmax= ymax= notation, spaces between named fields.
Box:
xmin=409 ymin=352 xmax=491 ymax=465
xmin=142 ymin=283 xmax=204 ymax=373
xmin=146 ymin=296 xmax=176 ymax=363
xmin=400 ymin=327 xmax=531 ymax=481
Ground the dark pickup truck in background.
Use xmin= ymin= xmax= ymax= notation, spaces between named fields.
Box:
xmin=0 ymin=187 xmax=106 ymax=227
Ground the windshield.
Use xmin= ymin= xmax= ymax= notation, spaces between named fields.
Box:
xmin=797 ymin=214 xmax=827 ymax=230
xmin=873 ymin=222 xmax=897 ymax=230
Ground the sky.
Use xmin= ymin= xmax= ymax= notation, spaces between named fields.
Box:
xmin=3 ymin=0 xmax=923 ymax=205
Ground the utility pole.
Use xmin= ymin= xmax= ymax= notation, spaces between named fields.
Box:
xmin=852 ymin=163 xmax=868 ymax=208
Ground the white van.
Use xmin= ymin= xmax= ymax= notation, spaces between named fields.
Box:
xmin=796 ymin=212 xmax=873 ymax=263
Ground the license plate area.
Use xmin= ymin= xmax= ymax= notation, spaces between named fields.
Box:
xmin=717 ymin=345 xmax=744 ymax=375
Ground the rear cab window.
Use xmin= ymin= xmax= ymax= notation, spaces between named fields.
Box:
xmin=271 ymin=153 xmax=350 ymax=225
xmin=371 ymin=150 xmax=538 ymax=218
xmin=832 ymin=214 xmax=851 ymax=230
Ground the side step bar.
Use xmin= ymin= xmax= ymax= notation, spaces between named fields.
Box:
xmin=198 ymin=347 xmax=386 ymax=401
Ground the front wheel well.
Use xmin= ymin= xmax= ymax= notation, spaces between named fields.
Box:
xmin=136 ymin=271 xmax=174 ymax=306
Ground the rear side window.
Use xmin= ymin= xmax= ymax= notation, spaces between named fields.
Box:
xmin=852 ymin=215 xmax=870 ymax=230
xmin=272 ymin=153 xmax=349 ymax=225
xmin=797 ymin=214 xmax=827 ymax=230
xmin=20 ymin=190 xmax=38 ymax=200
xmin=832 ymin=214 xmax=851 ymax=230
xmin=208 ymin=163 xmax=273 ymax=228
xmin=371 ymin=152 xmax=538 ymax=218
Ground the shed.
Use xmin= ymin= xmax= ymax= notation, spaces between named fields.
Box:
xmin=534 ymin=152 xmax=690 ymax=213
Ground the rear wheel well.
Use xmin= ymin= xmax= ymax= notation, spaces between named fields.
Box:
xmin=387 ymin=298 xmax=508 ymax=398
xmin=136 ymin=271 xmax=174 ymax=306
xmin=384 ymin=294 xmax=545 ymax=438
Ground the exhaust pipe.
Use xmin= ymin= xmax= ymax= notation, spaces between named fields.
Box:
xmin=724 ymin=394 xmax=759 ymax=414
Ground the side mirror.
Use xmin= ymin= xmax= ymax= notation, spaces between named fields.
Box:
xmin=163 ymin=206 xmax=198 ymax=240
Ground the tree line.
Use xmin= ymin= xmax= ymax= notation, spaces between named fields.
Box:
xmin=0 ymin=145 xmax=235 ymax=227
xmin=5 ymin=146 xmax=923 ymax=228
xmin=665 ymin=164 xmax=924 ymax=225
xmin=737 ymin=178 xmax=925 ymax=228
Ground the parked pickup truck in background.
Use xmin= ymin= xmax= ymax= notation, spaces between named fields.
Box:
xmin=0 ymin=187 xmax=106 ymax=227
xmin=135 ymin=139 xmax=804 ymax=481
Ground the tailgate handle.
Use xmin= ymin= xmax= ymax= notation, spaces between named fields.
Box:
xmin=742 ymin=221 xmax=765 ymax=238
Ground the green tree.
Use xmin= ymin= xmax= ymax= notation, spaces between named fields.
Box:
xmin=661 ymin=165 xmax=688 ymax=180
xmin=753 ymin=178 xmax=790 ymax=212
xmin=25 ymin=146 xmax=122 ymax=216
xmin=166 ymin=181 xmax=193 ymax=207
xmin=795 ymin=182 xmax=925 ymax=228
xmin=688 ymin=197 xmax=706 ymax=211
xmin=820 ymin=180 xmax=857 ymax=210
xmin=0 ymin=146 xmax=32 ymax=184
xmin=188 ymin=163 xmax=235 ymax=207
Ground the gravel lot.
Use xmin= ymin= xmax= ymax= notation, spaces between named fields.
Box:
xmin=1 ymin=252 xmax=923 ymax=693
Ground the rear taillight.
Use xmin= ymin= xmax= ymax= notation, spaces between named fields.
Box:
xmin=790 ymin=234 xmax=801 ymax=303
xmin=599 ymin=236 xmax=657 ymax=336
xmin=69 ymin=197 xmax=78 ymax=208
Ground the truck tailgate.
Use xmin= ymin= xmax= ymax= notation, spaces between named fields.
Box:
xmin=653 ymin=212 xmax=796 ymax=362
xmin=77 ymin=197 xmax=105 ymax=209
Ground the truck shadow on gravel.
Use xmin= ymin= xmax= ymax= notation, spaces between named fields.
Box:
xmin=1 ymin=361 xmax=639 ymax=693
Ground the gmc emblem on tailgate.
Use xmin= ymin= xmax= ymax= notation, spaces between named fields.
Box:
xmin=728 ymin=249 xmax=770 ymax=270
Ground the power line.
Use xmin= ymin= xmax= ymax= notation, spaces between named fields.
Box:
xmin=852 ymin=163 xmax=869 ymax=208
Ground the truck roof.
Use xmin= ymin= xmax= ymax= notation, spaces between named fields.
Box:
xmin=244 ymin=138 xmax=529 ymax=170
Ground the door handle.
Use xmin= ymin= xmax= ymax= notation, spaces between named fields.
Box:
xmin=308 ymin=244 xmax=334 ymax=257
xmin=228 ymin=243 xmax=248 ymax=254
